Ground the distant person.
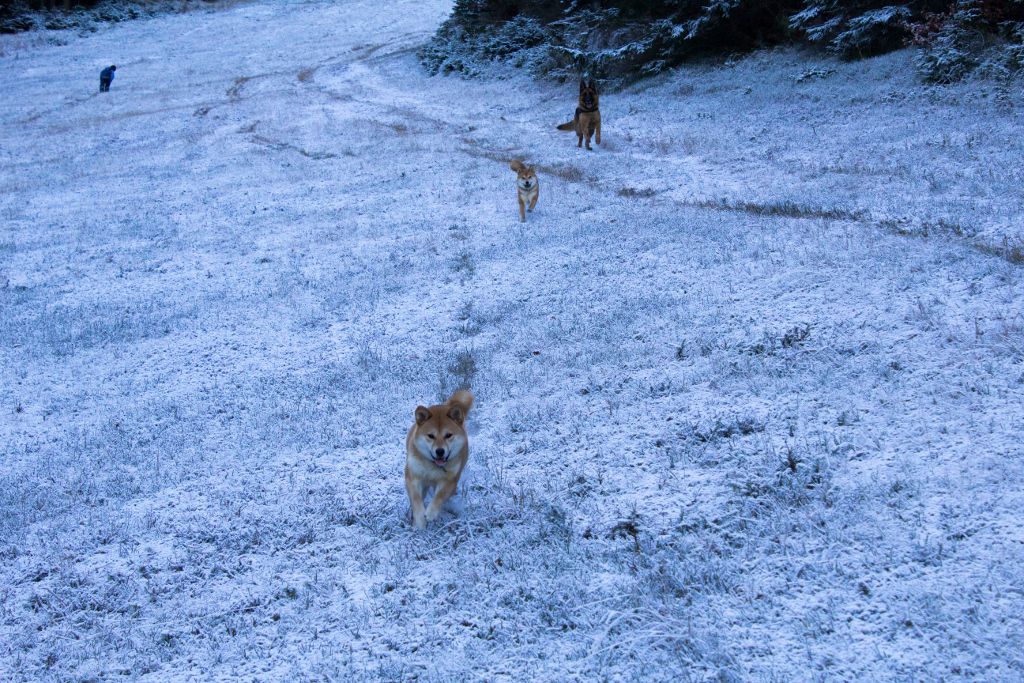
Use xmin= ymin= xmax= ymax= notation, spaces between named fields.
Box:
xmin=99 ymin=65 xmax=116 ymax=92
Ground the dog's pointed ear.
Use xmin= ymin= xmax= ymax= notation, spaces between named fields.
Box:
xmin=447 ymin=403 xmax=466 ymax=425
xmin=588 ymin=79 xmax=596 ymax=90
xmin=510 ymin=159 xmax=525 ymax=173
xmin=415 ymin=406 xmax=431 ymax=425
xmin=579 ymin=78 xmax=586 ymax=91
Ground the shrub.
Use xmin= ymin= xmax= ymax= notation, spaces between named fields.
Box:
xmin=422 ymin=0 xmax=1024 ymax=84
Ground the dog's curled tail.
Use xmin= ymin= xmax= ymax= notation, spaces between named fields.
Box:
xmin=556 ymin=121 xmax=575 ymax=131
xmin=448 ymin=389 xmax=474 ymax=413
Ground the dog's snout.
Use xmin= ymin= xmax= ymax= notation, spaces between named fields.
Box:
xmin=435 ymin=448 xmax=446 ymax=458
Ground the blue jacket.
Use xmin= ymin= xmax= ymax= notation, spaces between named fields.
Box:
xmin=100 ymin=66 xmax=115 ymax=81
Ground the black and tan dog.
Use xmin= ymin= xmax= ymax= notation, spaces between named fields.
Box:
xmin=557 ymin=79 xmax=601 ymax=150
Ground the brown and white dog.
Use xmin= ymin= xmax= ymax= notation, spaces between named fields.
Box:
xmin=557 ymin=79 xmax=601 ymax=150
xmin=405 ymin=390 xmax=474 ymax=529
xmin=509 ymin=159 xmax=539 ymax=222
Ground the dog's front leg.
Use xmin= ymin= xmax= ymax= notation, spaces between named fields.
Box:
xmin=405 ymin=473 xmax=427 ymax=529
xmin=595 ymin=116 xmax=602 ymax=146
xmin=528 ymin=189 xmax=538 ymax=213
xmin=518 ymin=196 xmax=526 ymax=222
xmin=425 ymin=479 xmax=458 ymax=523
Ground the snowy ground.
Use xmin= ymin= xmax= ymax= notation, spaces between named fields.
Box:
xmin=2 ymin=1 xmax=1023 ymax=680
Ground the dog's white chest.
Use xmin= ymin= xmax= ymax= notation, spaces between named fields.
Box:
xmin=407 ymin=456 xmax=441 ymax=481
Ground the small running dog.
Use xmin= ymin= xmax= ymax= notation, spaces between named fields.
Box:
xmin=509 ymin=160 xmax=539 ymax=222
xmin=405 ymin=390 xmax=474 ymax=529
xmin=557 ymin=79 xmax=601 ymax=150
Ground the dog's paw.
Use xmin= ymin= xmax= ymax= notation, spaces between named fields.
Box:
xmin=425 ymin=507 xmax=440 ymax=523
xmin=413 ymin=515 xmax=426 ymax=530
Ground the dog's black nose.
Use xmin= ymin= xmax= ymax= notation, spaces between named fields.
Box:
xmin=435 ymin=448 xmax=445 ymax=458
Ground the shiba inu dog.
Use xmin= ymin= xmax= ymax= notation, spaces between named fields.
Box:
xmin=405 ymin=390 xmax=474 ymax=530
xmin=509 ymin=159 xmax=539 ymax=222
xmin=557 ymin=79 xmax=601 ymax=150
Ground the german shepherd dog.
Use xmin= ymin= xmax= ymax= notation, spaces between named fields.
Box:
xmin=557 ymin=79 xmax=601 ymax=150
xmin=509 ymin=159 xmax=539 ymax=222
xmin=405 ymin=390 xmax=474 ymax=529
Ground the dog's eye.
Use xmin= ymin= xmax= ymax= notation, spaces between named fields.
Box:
xmin=444 ymin=433 xmax=453 ymax=439
xmin=427 ymin=434 xmax=436 ymax=440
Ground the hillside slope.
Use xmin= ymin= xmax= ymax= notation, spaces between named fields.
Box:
xmin=1 ymin=1 xmax=1023 ymax=680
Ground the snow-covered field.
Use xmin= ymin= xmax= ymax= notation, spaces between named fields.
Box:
xmin=2 ymin=0 xmax=1023 ymax=680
